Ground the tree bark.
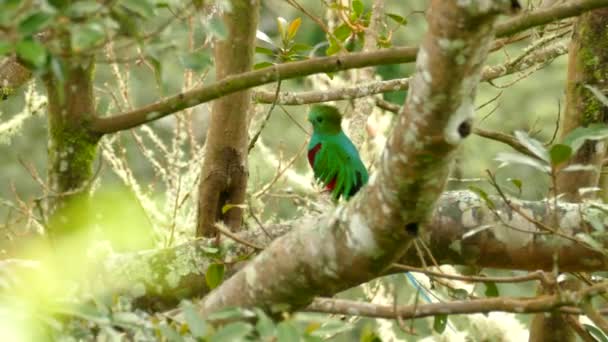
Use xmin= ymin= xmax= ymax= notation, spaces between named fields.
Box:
xmin=195 ymin=0 xmax=518 ymax=315
xmin=557 ymin=8 xmax=608 ymax=200
xmin=43 ymin=58 xmax=100 ymax=239
xmin=196 ymin=0 xmax=259 ymax=237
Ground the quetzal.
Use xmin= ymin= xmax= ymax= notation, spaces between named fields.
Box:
xmin=307 ymin=105 xmax=368 ymax=201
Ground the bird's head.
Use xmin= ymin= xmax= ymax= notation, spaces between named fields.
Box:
xmin=308 ymin=105 xmax=342 ymax=135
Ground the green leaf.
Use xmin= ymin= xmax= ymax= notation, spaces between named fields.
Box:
xmin=182 ymin=302 xmax=208 ymax=338
xmin=15 ymin=40 xmax=47 ymax=68
xmin=210 ymin=322 xmax=253 ymax=342
xmin=484 ymin=282 xmax=499 ymax=297
xmin=254 ymin=308 xmax=275 ymax=339
xmin=180 ymin=50 xmax=213 ymax=71
xmin=121 ymin=0 xmax=155 ymax=18
xmin=333 ymin=24 xmax=352 ymax=42
xmin=433 ymin=314 xmax=448 ymax=334
xmin=277 ymin=17 xmax=288 ymax=40
xmin=67 ymin=1 xmax=103 ymax=17
xmin=71 ymin=22 xmax=105 ymax=52
xmin=549 ymin=144 xmax=572 ymax=165
xmin=277 ymin=321 xmax=300 ymax=342
xmin=19 ymin=12 xmax=54 ymax=37
xmin=255 ymin=46 xmax=275 ymax=56
xmin=207 ymin=307 xmax=254 ymax=321
xmin=290 ymin=43 xmax=312 ymax=53
xmin=386 ymin=13 xmax=407 ymax=26
xmin=287 ymin=17 xmax=301 ymax=41
xmin=514 ymin=131 xmax=549 ymax=162
xmin=221 ymin=203 xmax=247 ymax=215
xmin=584 ymin=323 xmax=608 ymax=342
xmin=507 ymin=178 xmax=522 ymax=193
xmin=585 ymin=85 xmax=608 ymax=107
xmin=325 ymin=38 xmax=341 ymax=56
xmin=468 ymin=186 xmax=496 ymax=210
xmin=352 ymin=0 xmax=364 ymax=18
xmin=158 ymin=322 xmax=184 ymax=342
xmin=562 ymin=123 xmax=608 ymax=154
xmin=0 ymin=41 xmax=12 ymax=56
xmin=254 ymin=61 xmax=274 ymax=69
xmin=495 ymin=152 xmax=550 ymax=173
xmin=205 ymin=263 xmax=225 ymax=290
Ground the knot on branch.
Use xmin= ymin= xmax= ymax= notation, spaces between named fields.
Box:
xmin=458 ymin=0 xmax=521 ymax=17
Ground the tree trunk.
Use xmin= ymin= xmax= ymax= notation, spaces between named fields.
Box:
xmin=532 ymin=8 xmax=608 ymax=341
xmin=44 ymin=58 xmax=100 ymax=239
xmin=556 ymin=8 xmax=608 ymax=200
xmin=196 ymin=0 xmax=259 ymax=237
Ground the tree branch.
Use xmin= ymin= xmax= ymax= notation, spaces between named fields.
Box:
xmin=307 ymin=281 xmax=608 ymax=320
xmin=88 ymin=0 xmax=605 ymax=135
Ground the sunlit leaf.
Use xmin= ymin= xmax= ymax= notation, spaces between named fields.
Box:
xmin=277 ymin=321 xmax=300 ymax=342
xmin=352 ymin=0 xmax=364 ymax=18
xmin=205 ymin=263 xmax=225 ymax=290
xmin=277 ymin=17 xmax=288 ymax=40
xmin=0 ymin=41 xmax=12 ymax=56
xmin=326 ymin=38 xmax=341 ymax=56
xmin=206 ymin=307 xmax=254 ymax=321
xmin=433 ymin=314 xmax=448 ymax=334
xmin=386 ymin=13 xmax=407 ymax=26
xmin=333 ymin=24 xmax=352 ymax=42
xmin=159 ymin=323 xmax=184 ymax=342
xmin=584 ymin=323 xmax=608 ymax=342
xmin=210 ymin=322 xmax=253 ymax=342
xmin=484 ymin=282 xmax=499 ymax=297
xmin=256 ymin=30 xmax=276 ymax=46
xmin=559 ymin=164 xmax=598 ymax=173
xmin=585 ymin=85 xmax=608 ymax=107
xmin=495 ymin=152 xmax=550 ymax=173
xmin=514 ymin=130 xmax=549 ymax=162
xmin=254 ymin=61 xmax=274 ymax=69
xmin=221 ymin=203 xmax=247 ymax=214
xmin=549 ymin=144 xmax=572 ymax=165
xmin=562 ymin=123 xmax=608 ymax=153
xmin=287 ymin=17 xmax=301 ymax=40
xmin=254 ymin=308 xmax=275 ymax=339
xmin=182 ymin=302 xmax=208 ymax=338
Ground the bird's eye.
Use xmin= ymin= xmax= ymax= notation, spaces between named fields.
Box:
xmin=317 ymin=117 xmax=323 ymax=123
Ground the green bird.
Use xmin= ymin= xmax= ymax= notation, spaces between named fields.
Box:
xmin=307 ymin=105 xmax=369 ymax=201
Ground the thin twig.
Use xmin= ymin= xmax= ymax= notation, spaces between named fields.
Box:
xmin=214 ymin=223 xmax=265 ymax=251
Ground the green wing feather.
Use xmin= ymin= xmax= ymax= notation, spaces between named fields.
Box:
xmin=312 ymin=140 xmax=361 ymax=200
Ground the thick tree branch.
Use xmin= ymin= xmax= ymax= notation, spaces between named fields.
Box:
xmin=88 ymin=0 xmax=605 ymax=135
